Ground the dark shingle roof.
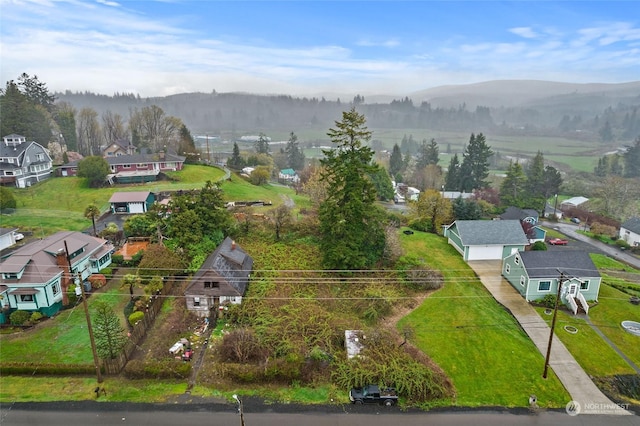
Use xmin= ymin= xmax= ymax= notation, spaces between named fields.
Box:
xmin=454 ymin=220 xmax=529 ymax=246
xmin=621 ymin=217 xmax=640 ymax=234
xmin=519 ymin=251 xmax=600 ymax=279
xmin=184 ymin=237 xmax=253 ymax=298
xmin=500 ymin=207 xmax=539 ymax=221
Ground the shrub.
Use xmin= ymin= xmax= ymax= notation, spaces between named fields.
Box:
xmin=531 ymin=241 xmax=547 ymax=251
xmin=123 ymin=359 xmax=191 ymax=379
xmin=408 ymin=218 xmax=432 ymax=233
xmin=100 ymin=267 xmax=113 ymax=279
xmin=615 ymin=239 xmax=631 ymax=249
xmin=540 ymin=294 xmax=557 ymax=308
xmin=111 ymin=254 xmax=125 ymax=265
xmin=9 ymin=310 xmax=31 ymax=325
xmin=128 ymin=311 xmax=145 ymax=326
xmin=404 ymin=267 xmax=444 ymax=291
xmin=30 ymin=311 xmax=44 ymax=322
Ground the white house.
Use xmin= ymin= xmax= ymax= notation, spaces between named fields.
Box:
xmin=619 ymin=217 xmax=640 ymax=247
xmin=0 ymin=134 xmax=53 ymax=188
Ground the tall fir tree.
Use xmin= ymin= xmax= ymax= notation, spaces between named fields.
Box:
xmin=319 ymin=108 xmax=385 ymax=269
xmin=444 ymin=153 xmax=461 ymax=191
xmin=389 ymin=143 xmax=404 ymax=178
xmin=459 ymin=133 xmax=493 ymax=192
xmin=499 ymin=161 xmax=527 ymax=208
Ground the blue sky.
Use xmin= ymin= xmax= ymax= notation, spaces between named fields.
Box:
xmin=1 ymin=1 xmax=639 ymax=97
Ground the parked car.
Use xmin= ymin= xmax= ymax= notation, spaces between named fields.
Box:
xmin=349 ymin=385 xmax=398 ymax=406
xmin=13 ymin=233 xmax=24 ymax=241
xmin=570 ymin=217 xmax=581 ymax=224
xmin=548 ymin=238 xmax=569 ymax=245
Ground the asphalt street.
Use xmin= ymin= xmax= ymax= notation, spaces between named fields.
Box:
xmin=1 ymin=402 xmax=638 ymax=426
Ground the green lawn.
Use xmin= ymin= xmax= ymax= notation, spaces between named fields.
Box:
xmin=397 ymin=230 xmax=570 ymax=408
xmin=533 ymin=306 xmax=635 ymax=377
xmin=1 ymin=165 xmax=307 ymax=235
xmin=0 ymin=288 xmax=127 ymax=364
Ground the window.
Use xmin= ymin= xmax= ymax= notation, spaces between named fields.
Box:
xmin=20 ymin=294 xmax=34 ymax=302
xmin=514 ymin=255 xmax=520 ymax=265
xmin=36 ymin=153 xmax=44 ymax=161
xmin=580 ymin=280 xmax=589 ymax=290
xmin=204 ymin=282 xmax=211 ymax=288
xmin=505 ymin=264 xmax=511 ymax=274
xmin=538 ymin=281 xmax=551 ymax=291
xmin=52 ymin=281 xmax=60 ymax=295
xmin=122 ymin=164 xmax=131 ymax=169
xmin=193 ymin=297 xmax=200 ymax=306
xmin=519 ymin=276 xmax=526 ymax=287
xmin=204 ymin=281 xmax=219 ymax=288
xmin=137 ymin=163 xmax=148 ymax=168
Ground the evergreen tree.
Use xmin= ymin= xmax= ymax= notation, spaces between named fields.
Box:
xmin=389 ymin=143 xmax=403 ymax=178
xmin=254 ymin=132 xmax=270 ymax=155
xmin=369 ymin=163 xmax=395 ymax=201
xmin=444 ymin=153 xmax=461 ymax=191
xmin=319 ymin=108 xmax=385 ymax=269
xmin=227 ymin=142 xmax=244 ymax=169
xmin=525 ymin=151 xmax=546 ymax=211
xmin=416 ymin=138 xmax=439 ymax=168
xmin=541 ymin=165 xmax=563 ymax=202
xmin=459 ymin=133 xmax=493 ymax=192
xmin=624 ymin=137 xmax=640 ymax=178
xmin=499 ymin=161 xmax=527 ymax=208
xmin=92 ymin=300 xmax=127 ymax=360
xmin=285 ymin=132 xmax=306 ymax=170
xmin=599 ymin=120 xmax=614 ymax=143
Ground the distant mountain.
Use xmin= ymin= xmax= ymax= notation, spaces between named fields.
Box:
xmin=408 ymin=80 xmax=640 ymax=109
xmin=55 ymin=80 xmax=640 ymax=141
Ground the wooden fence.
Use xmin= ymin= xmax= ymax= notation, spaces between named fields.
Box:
xmin=102 ymin=277 xmax=182 ymax=375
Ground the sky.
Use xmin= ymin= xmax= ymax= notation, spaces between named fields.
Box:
xmin=1 ymin=1 xmax=639 ymax=98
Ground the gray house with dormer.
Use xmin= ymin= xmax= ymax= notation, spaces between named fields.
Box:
xmin=0 ymin=134 xmax=53 ymax=188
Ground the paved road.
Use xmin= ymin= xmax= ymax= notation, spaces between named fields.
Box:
xmin=541 ymin=220 xmax=640 ymax=269
xmin=1 ymin=403 xmax=638 ymax=426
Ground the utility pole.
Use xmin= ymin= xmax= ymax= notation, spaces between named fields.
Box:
xmin=543 ymin=270 xmax=565 ymax=379
xmin=233 ymin=394 xmax=245 ymax=426
xmin=65 ymin=240 xmax=103 ymax=383
xmin=206 ymin=134 xmax=211 ymax=164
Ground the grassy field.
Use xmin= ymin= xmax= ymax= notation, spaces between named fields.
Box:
xmin=397 ymin=230 xmax=570 ymax=408
xmin=0 ymin=165 xmax=304 ymax=235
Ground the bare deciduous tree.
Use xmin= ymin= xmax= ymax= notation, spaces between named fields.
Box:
xmin=102 ymin=110 xmax=127 ymax=144
xmin=77 ymin=107 xmax=101 ymax=156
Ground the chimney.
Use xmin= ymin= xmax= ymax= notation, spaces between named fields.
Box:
xmin=56 ymin=249 xmax=72 ymax=306
xmin=231 ymin=240 xmax=236 ymax=250
xmin=159 ymin=150 xmax=165 ymax=160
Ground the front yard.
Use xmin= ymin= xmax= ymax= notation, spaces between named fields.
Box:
xmin=397 ymin=231 xmax=570 ymax=407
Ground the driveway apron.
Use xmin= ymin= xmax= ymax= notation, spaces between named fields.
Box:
xmin=467 ymin=260 xmax=631 ymax=415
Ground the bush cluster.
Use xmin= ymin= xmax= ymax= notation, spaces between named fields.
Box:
xmin=123 ymin=359 xmax=191 ymax=379
xmin=9 ymin=310 xmax=31 ymax=325
xmin=0 ymin=362 xmax=95 ymax=375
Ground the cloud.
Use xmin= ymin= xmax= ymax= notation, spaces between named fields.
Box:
xmin=96 ymin=0 xmax=121 ymax=7
xmin=509 ymin=27 xmax=538 ymax=39
xmin=356 ymin=38 xmax=401 ymax=48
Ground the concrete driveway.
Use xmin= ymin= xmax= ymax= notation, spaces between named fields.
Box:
xmin=468 ymin=260 xmax=631 ymax=415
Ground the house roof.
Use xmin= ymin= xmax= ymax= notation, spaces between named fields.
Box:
xmin=184 ymin=237 xmax=253 ymax=298
xmin=109 ymin=191 xmax=153 ymax=203
xmin=621 ymin=217 xmax=640 ymax=234
xmin=561 ymin=196 xmax=589 ymax=207
xmin=500 ymin=206 xmax=539 ymax=221
xmin=105 ymin=152 xmax=185 ymax=166
xmin=280 ymin=168 xmax=296 ymax=175
xmin=0 ymin=227 xmax=18 ymax=237
xmin=0 ymin=231 xmax=113 ymax=284
xmin=518 ymin=251 xmax=600 ymax=279
xmin=453 ymin=220 xmax=529 ymax=246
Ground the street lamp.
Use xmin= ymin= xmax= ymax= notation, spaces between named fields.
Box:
xmin=232 ymin=394 xmax=245 ymax=426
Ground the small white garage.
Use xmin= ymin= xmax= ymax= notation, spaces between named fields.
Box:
xmin=443 ymin=220 xmax=529 ymax=262
xmin=108 ymin=191 xmax=155 ymax=214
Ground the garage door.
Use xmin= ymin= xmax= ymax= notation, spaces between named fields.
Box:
xmin=467 ymin=245 xmax=503 ymax=260
xmin=128 ymin=203 xmax=145 ymax=214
